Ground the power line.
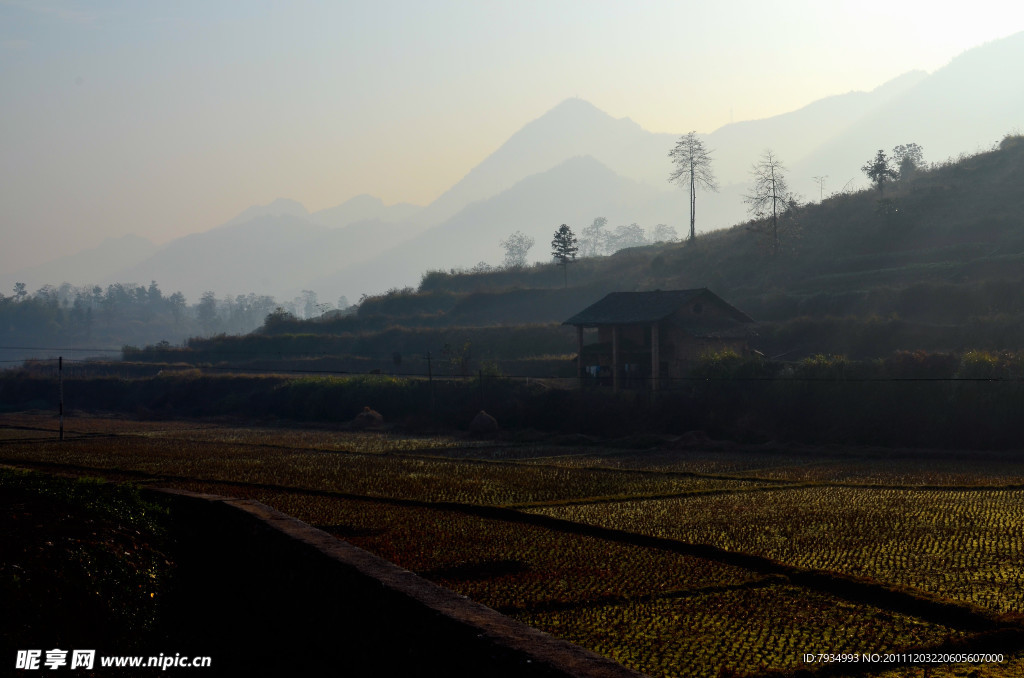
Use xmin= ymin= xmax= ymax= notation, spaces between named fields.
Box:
xmin=7 ymin=345 xmax=1024 ymax=383
xmin=0 ymin=345 xmax=122 ymax=353
xmin=10 ymin=357 xmax=1024 ymax=384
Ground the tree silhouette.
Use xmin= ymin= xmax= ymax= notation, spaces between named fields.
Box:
xmin=892 ymin=143 xmax=924 ymax=181
xmin=499 ymin=231 xmax=535 ymax=269
xmin=606 ymin=223 xmax=647 ymax=253
xmin=862 ymin=149 xmax=899 ymax=196
xmin=651 ymin=224 xmax=678 ymax=243
xmin=668 ymin=131 xmax=718 ymax=241
xmin=578 ymin=217 xmax=608 ymax=257
xmin=745 ymin=150 xmax=795 ymax=256
xmin=550 ymin=223 xmax=579 ymax=288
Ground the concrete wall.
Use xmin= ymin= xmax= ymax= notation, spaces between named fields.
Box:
xmin=149 ymin=488 xmax=644 ymax=678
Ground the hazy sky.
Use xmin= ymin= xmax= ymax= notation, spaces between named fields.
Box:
xmin=2 ymin=0 xmax=1022 ymax=273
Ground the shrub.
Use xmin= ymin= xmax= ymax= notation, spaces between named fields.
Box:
xmin=796 ymin=354 xmax=850 ymax=379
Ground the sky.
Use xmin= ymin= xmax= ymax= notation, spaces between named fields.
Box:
xmin=2 ymin=0 xmax=1023 ymax=275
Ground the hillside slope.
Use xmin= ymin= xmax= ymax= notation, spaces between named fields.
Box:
xmin=337 ymin=135 xmax=1024 ymax=359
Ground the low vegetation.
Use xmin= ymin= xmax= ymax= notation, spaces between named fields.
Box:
xmin=0 ymin=468 xmax=174 ymax=654
xmin=4 ymin=413 xmax=1023 ymax=677
xmin=8 ymin=344 xmax=1024 ymax=448
xmin=535 ymin=487 xmax=1024 ymax=612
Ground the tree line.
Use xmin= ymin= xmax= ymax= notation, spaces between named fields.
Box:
xmin=488 ymin=136 xmax=928 ymax=278
xmin=0 ymin=281 xmax=356 ymax=362
xmin=492 ymin=220 xmax=679 ymax=272
xmin=674 ymin=134 xmax=927 ymax=256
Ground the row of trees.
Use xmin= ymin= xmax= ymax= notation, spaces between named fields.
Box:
xmin=478 ymin=136 xmax=928 ymax=277
xmin=862 ymin=143 xmax=925 ymax=196
xmin=496 ymin=220 xmax=679 ymax=271
xmin=668 ymin=132 xmax=926 ymax=254
xmin=668 ymin=134 xmax=798 ymax=256
xmin=0 ymin=281 xmax=354 ymax=357
xmin=578 ymin=219 xmax=679 ymax=256
xmin=503 ymin=218 xmax=669 ymax=288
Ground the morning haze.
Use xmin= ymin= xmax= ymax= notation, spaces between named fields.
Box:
xmin=8 ymin=6 xmax=1024 ymax=673
xmin=1 ymin=1 xmax=1022 ymax=302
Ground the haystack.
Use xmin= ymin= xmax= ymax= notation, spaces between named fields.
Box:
xmin=469 ymin=410 xmax=498 ymax=436
xmin=352 ymin=406 xmax=384 ymax=430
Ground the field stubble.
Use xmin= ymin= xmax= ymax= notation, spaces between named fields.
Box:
xmin=3 ymin=412 xmax=1024 ymax=677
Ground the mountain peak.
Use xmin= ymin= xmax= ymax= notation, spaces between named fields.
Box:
xmin=548 ymin=97 xmax=607 ymax=115
xmin=530 ymin=97 xmax=636 ymax=131
xmin=267 ymin=197 xmax=308 ymax=211
xmin=870 ymin=70 xmax=929 ymax=98
xmin=341 ymin=193 xmax=385 ymax=208
xmin=311 ymin=193 xmax=422 ymax=229
xmin=227 ymin=198 xmax=309 ymax=227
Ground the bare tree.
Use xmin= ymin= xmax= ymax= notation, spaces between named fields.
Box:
xmin=650 ymin=223 xmax=678 ymax=243
xmin=606 ymin=223 xmax=647 ymax=253
xmin=745 ymin=150 xmax=795 ymax=256
xmin=500 ymin=231 xmax=535 ymax=269
xmin=668 ymin=131 xmax=718 ymax=241
xmin=578 ymin=217 xmax=608 ymax=257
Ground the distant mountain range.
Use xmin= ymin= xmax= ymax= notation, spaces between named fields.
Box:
xmin=5 ymin=31 xmax=1022 ymax=305
xmin=3 ymin=234 xmax=160 ymax=293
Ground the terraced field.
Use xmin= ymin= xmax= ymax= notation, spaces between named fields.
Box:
xmin=534 ymin=487 xmax=1024 ymax=613
xmin=3 ymin=411 xmax=1023 ymax=677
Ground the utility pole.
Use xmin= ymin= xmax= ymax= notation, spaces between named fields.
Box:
xmin=58 ymin=356 xmax=64 ymax=442
xmin=813 ymin=175 xmax=828 ymax=202
xmin=425 ymin=351 xmax=435 ymax=416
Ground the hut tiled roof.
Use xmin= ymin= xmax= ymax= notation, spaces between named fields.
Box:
xmin=563 ymin=288 xmax=752 ymax=326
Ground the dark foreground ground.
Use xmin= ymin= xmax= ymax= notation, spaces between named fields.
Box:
xmin=1 ymin=469 xmax=635 ymax=678
xmin=6 ymin=411 xmax=1024 ymax=677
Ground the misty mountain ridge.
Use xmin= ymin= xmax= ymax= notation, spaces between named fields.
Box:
xmin=3 ymin=194 xmax=426 ymax=301
xmin=221 ymin=194 xmax=422 ymax=231
xmin=708 ymin=70 xmax=928 ymax=187
xmin=110 ymin=208 xmax=433 ymax=302
xmin=8 ymin=31 xmax=1023 ymax=305
xmin=0 ymin=234 xmax=158 ymax=296
xmin=416 ymin=98 xmax=676 ymax=226
xmin=309 ymin=154 xmax=672 ymax=298
xmin=310 ymin=194 xmax=422 ymax=229
xmin=422 ymin=75 xmax=924 ymax=222
xmin=791 ymin=32 xmax=1024 ymax=192
xmin=321 ymin=33 xmax=1018 ymax=301
xmin=110 ymin=213 xmax=330 ymax=300
xmin=222 ymin=197 xmax=311 ymax=227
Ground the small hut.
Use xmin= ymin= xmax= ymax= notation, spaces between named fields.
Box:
xmin=563 ymin=288 xmax=755 ymax=391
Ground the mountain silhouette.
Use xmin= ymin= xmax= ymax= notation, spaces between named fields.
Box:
xmin=11 ymin=32 xmax=1024 ymax=305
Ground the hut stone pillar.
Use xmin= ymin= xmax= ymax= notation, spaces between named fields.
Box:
xmin=576 ymin=325 xmax=584 ymax=387
xmin=612 ymin=325 xmax=620 ymax=392
xmin=651 ymin=322 xmax=660 ymax=392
